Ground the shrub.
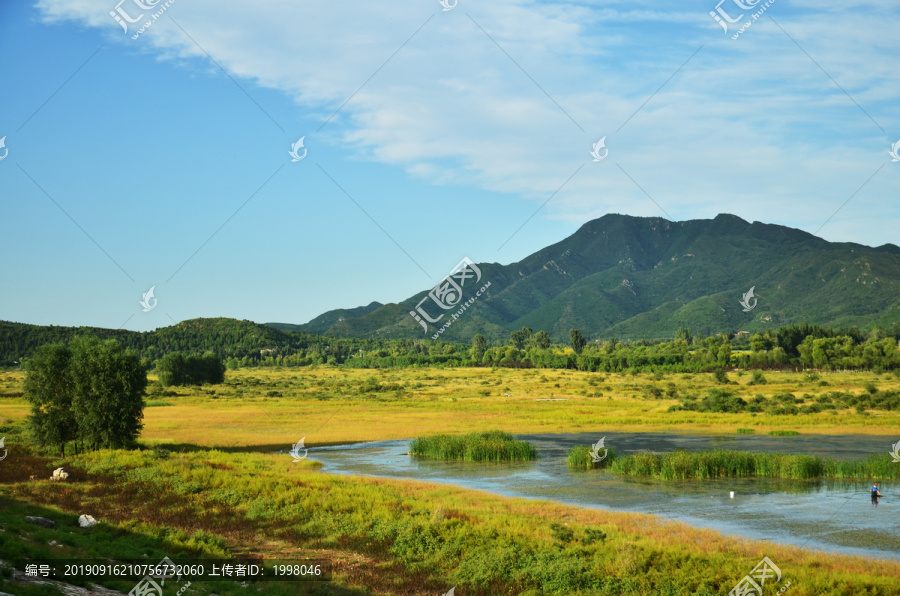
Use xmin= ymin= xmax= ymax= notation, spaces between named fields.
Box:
xmin=748 ymin=370 xmax=767 ymax=385
xmin=713 ymin=368 xmax=730 ymax=384
xmin=549 ymin=523 xmax=574 ymax=543
xmin=582 ymin=528 xmax=607 ymax=544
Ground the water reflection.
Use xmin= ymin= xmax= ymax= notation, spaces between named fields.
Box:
xmin=308 ymin=432 xmax=899 ymax=560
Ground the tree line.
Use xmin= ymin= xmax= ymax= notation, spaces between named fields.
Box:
xmin=7 ymin=319 xmax=900 ymax=375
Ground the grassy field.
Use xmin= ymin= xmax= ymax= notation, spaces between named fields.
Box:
xmin=2 ymin=365 xmax=900 ymax=594
xmin=3 ymin=440 xmax=900 ymax=595
xmin=3 ymin=367 xmax=898 ymax=450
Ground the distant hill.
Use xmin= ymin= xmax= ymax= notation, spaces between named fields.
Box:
xmin=267 ymin=301 xmax=382 ymax=334
xmin=273 ymin=213 xmax=900 ymax=343
xmin=0 ymin=317 xmax=391 ymax=364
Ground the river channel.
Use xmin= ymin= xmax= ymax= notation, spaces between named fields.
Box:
xmin=307 ymin=432 xmax=899 ymax=560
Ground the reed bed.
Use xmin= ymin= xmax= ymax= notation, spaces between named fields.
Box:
xmin=409 ymin=430 xmax=536 ymax=462
xmin=605 ymin=449 xmax=899 ymax=480
xmin=566 ymin=445 xmax=617 ymax=469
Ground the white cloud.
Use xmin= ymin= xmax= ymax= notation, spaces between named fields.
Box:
xmin=36 ymin=0 xmax=900 ymax=244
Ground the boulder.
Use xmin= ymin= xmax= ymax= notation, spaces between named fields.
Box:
xmin=25 ymin=516 xmax=56 ymax=529
xmin=78 ymin=514 xmax=97 ymax=528
xmin=51 ymin=467 xmax=69 ymax=482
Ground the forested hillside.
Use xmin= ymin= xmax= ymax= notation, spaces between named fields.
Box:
xmin=278 ymin=214 xmax=900 ymax=342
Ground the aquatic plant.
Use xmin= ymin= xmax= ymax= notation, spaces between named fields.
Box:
xmin=410 ymin=430 xmax=536 ymax=462
xmin=604 ymin=449 xmax=899 ymax=480
xmin=565 ymin=445 xmax=617 ymax=469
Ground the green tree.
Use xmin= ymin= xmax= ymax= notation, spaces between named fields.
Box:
xmin=532 ymin=330 xmax=552 ymax=349
xmin=569 ymin=329 xmax=586 ymax=354
xmin=68 ymin=337 xmax=147 ymax=450
xmin=470 ymin=334 xmax=487 ymax=361
xmin=717 ymin=343 xmax=732 ymax=367
xmin=23 ymin=343 xmax=77 ymax=457
xmin=24 ymin=337 xmax=147 ymax=455
xmin=157 ymin=352 xmax=225 ymax=386
xmin=510 ymin=327 xmax=533 ymax=350
xmin=749 ymin=333 xmax=772 ymax=352
xmin=675 ymin=327 xmax=693 ymax=344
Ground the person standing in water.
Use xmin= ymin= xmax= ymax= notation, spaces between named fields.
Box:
xmin=871 ymin=483 xmax=881 ymax=507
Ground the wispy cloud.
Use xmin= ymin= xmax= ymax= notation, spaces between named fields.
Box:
xmin=37 ymin=0 xmax=900 ymax=244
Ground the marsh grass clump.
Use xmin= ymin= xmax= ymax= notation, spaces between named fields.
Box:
xmin=566 ymin=445 xmax=617 ymax=469
xmin=605 ymin=450 xmax=899 ymax=480
xmin=735 ymin=428 xmax=755 ymax=434
xmin=768 ymin=430 xmax=800 ymax=436
xmin=410 ymin=430 xmax=536 ymax=462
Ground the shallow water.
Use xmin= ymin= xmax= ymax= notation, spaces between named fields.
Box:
xmin=307 ymin=432 xmax=900 ymax=560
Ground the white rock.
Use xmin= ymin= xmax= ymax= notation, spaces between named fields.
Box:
xmin=78 ymin=514 xmax=97 ymax=528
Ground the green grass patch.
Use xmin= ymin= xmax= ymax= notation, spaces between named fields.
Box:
xmin=566 ymin=445 xmax=617 ymax=469
xmin=605 ymin=449 xmax=899 ymax=480
xmin=410 ymin=430 xmax=536 ymax=462
xmin=735 ymin=428 xmax=755 ymax=434
xmin=768 ymin=430 xmax=800 ymax=436
xmin=144 ymin=400 xmax=173 ymax=407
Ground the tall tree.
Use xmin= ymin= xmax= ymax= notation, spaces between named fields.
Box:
xmin=470 ymin=334 xmax=487 ymax=361
xmin=509 ymin=327 xmax=534 ymax=350
xmin=68 ymin=337 xmax=147 ymax=450
xmin=23 ymin=343 xmax=76 ymax=457
xmin=532 ymin=330 xmax=551 ymax=349
xmin=569 ymin=329 xmax=586 ymax=354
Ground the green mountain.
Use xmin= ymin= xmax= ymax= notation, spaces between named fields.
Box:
xmin=275 ymin=213 xmax=900 ymax=343
xmin=267 ymin=301 xmax=383 ymax=334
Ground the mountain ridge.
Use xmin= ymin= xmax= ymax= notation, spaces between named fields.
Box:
xmin=269 ymin=213 xmax=900 ymax=342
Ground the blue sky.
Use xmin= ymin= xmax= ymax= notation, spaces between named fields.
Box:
xmin=1 ymin=0 xmax=898 ymax=332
